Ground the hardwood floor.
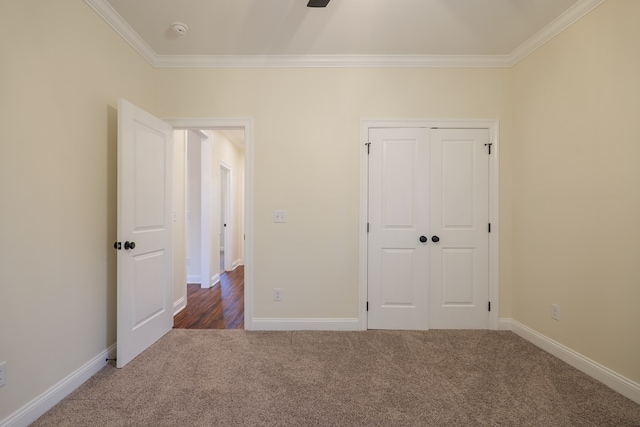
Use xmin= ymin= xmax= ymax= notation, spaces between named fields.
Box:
xmin=173 ymin=266 xmax=244 ymax=329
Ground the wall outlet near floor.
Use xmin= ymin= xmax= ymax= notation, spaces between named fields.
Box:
xmin=0 ymin=361 xmax=6 ymax=387
xmin=274 ymin=288 xmax=282 ymax=301
xmin=273 ymin=210 xmax=287 ymax=223
xmin=551 ymin=304 xmax=560 ymax=321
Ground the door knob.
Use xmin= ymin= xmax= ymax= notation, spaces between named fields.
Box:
xmin=124 ymin=241 xmax=136 ymax=250
xmin=113 ymin=241 xmax=121 ymax=250
xmin=431 ymin=235 xmax=440 ymax=243
xmin=419 ymin=236 xmax=428 ymax=243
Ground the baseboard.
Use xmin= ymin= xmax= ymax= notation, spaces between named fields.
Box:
xmin=503 ymin=318 xmax=640 ymax=405
xmin=173 ymin=296 xmax=186 ymax=316
xmin=0 ymin=344 xmax=116 ymax=427
xmin=186 ymin=275 xmax=200 ymax=284
xmin=498 ymin=317 xmax=512 ymax=331
xmin=251 ymin=318 xmax=361 ymax=331
xmin=231 ymin=259 xmax=243 ymax=270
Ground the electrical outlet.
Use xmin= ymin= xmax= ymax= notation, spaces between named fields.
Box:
xmin=274 ymin=288 xmax=282 ymax=301
xmin=0 ymin=361 xmax=6 ymax=387
xmin=273 ymin=210 xmax=287 ymax=223
xmin=551 ymin=304 xmax=560 ymax=321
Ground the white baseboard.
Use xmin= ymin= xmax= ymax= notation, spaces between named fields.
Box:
xmin=251 ymin=318 xmax=361 ymax=331
xmin=498 ymin=317 xmax=512 ymax=331
xmin=186 ymin=275 xmax=200 ymax=284
xmin=231 ymin=259 xmax=243 ymax=270
xmin=173 ymin=296 xmax=186 ymax=316
xmin=0 ymin=344 xmax=116 ymax=427
xmin=502 ymin=318 xmax=640 ymax=405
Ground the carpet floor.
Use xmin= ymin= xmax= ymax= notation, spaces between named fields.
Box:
xmin=33 ymin=330 xmax=640 ymax=426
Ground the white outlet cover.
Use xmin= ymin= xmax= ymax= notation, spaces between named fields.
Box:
xmin=274 ymin=210 xmax=287 ymax=223
xmin=0 ymin=361 xmax=6 ymax=387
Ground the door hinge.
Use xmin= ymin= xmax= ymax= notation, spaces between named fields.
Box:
xmin=366 ymin=142 xmax=371 ymax=154
xmin=488 ymin=301 xmax=491 ymax=312
xmin=366 ymin=301 xmax=369 ymax=311
xmin=484 ymin=142 xmax=493 ymax=155
xmin=488 ymin=223 xmax=491 ymax=233
xmin=367 ymin=223 xmax=369 ymax=233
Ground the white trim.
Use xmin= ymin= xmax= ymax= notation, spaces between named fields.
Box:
xmin=186 ymin=275 xmax=201 ymax=284
xmin=153 ymin=54 xmax=512 ymax=68
xmin=509 ymin=0 xmax=607 ymax=66
xmin=83 ymin=0 xmax=157 ymax=65
xmin=84 ymin=0 xmax=603 ymax=68
xmin=173 ymin=296 xmax=186 ymax=316
xmin=210 ymin=273 xmax=220 ymax=288
xmin=232 ymin=259 xmax=243 ymax=270
xmin=219 ymin=161 xmax=233 ymax=273
xmin=504 ymin=319 xmax=640 ymax=405
xmin=0 ymin=345 xmax=116 ymax=427
xmin=252 ymin=318 xmax=360 ymax=331
xmin=166 ymin=118 xmax=254 ymax=330
xmin=359 ymin=119 xmax=500 ymax=331
xmin=498 ymin=317 xmax=512 ymax=331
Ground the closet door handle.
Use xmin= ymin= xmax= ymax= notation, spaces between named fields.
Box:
xmin=431 ymin=236 xmax=440 ymax=243
xmin=419 ymin=236 xmax=428 ymax=243
xmin=124 ymin=241 xmax=136 ymax=250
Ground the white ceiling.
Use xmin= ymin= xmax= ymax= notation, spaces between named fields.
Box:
xmin=86 ymin=0 xmax=605 ymax=67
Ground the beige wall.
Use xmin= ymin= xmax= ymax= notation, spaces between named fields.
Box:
xmin=0 ymin=0 xmax=157 ymax=419
xmin=153 ymin=67 xmax=513 ymax=319
xmin=511 ymin=0 xmax=640 ymax=383
xmin=3 ymin=0 xmax=638 ymax=422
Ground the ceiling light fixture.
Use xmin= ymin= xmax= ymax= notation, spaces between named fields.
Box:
xmin=171 ymin=22 xmax=189 ymax=35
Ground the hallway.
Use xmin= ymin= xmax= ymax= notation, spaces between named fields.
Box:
xmin=173 ymin=266 xmax=244 ymax=329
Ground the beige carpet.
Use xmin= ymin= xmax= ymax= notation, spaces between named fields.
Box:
xmin=33 ymin=330 xmax=640 ymax=426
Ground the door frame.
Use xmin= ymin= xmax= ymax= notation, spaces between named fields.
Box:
xmin=219 ymin=161 xmax=232 ymax=273
xmin=167 ymin=118 xmax=254 ymax=330
xmin=359 ymin=119 xmax=500 ymax=330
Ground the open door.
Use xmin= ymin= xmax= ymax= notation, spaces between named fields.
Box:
xmin=116 ymin=99 xmax=173 ymax=368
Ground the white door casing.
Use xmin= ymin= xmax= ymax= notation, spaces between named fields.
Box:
xmin=166 ymin=118 xmax=254 ymax=330
xmin=367 ymin=128 xmax=430 ymax=329
xmin=362 ymin=120 xmax=498 ymax=330
xmin=429 ymin=128 xmax=490 ymax=329
xmin=117 ymin=99 xmax=174 ymax=368
xmin=220 ymin=162 xmax=232 ymax=272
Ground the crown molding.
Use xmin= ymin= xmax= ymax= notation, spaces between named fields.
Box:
xmin=153 ymin=54 xmax=512 ymax=68
xmin=84 ymin=0 xmax=607 ymax=69
xmin=84 ymin=0 xmax=157 ymax=64
xmin=508 ymin=0 xmax=607 ymax=66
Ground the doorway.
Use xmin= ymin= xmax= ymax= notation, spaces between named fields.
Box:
xmin=359 ymin=120 xmax=500 ymax=331
xmin=220 ymin=163 xmax=231 ymax=274
xmin=170 ymin=119 xmax=252 ymax=330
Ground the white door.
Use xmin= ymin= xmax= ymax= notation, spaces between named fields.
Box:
xmin=367 ymin=127 xmax=490 ymax=329
xmin=367 ymin=128 xmax=430 ymax=330
xmin=117 ymin=99 xmax=173 ymax=368
xmin=429 ymin=128 xmax=489 ymax=329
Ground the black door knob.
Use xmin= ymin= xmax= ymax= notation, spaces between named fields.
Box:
xmin=113 ymin=241 xmax=121 ymax=250
xmin=419 ymin=236 xmax=428 ymax=243
xmin=124 ymin=241 xmax=136 ymax=250
xmin=431 ymin=235 xmax=440 ymax=243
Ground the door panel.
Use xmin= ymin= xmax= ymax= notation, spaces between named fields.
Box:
xmin=367 ymin=128 xmax=429 ymax=330
xmin=367 ymin=127 xmax=490 ymax=330
xmin=117 ymin=98 xmax=173 ymax=368
xmin=429 ymin=128 xmax=489 ymax=329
